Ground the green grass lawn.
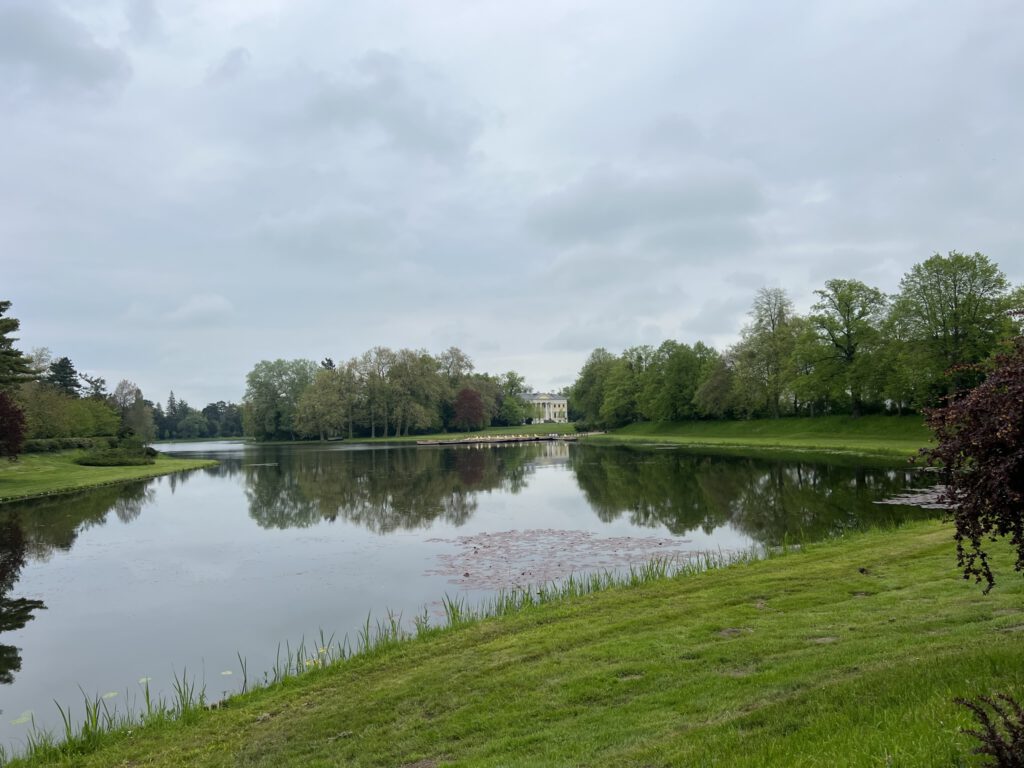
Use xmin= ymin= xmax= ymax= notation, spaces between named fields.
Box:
xmin=10 ymin=521 xmax=1022 ymax=767
xmin=591 ymin=415 xmax=932 ymax=460
xmin=0 ymin=451 xmax=217 ymax=503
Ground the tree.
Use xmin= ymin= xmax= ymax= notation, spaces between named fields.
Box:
xmin=242 ymin=359 xmax=318 ymax=440
xmin=79 ymin=373 xmax=107 ymax=399
xmin=0 ymin=302 xmax=33 ymax=389
xmin=452 ymin=387 xmax=485 ymax=431
xmin=571 ymin=348 xmax=616 ymax=426
xmin=495 ymin=371 xmax=529 ymax=426
xmin=295 ymin=368 xmax=347 ymax=440
xmin=732 ymin=288 xmax=798 ymax=417
xmin=0 ymin=391 xmax=26 ymax=460
xmin=892 ymin=251 xmax=1016 ymax=403
xmin=46 ymin=356 xmax=81 ymax=397
xmin=923 ymin=325 xmax=1024 ymax=591
xmin=110 ymin=381 xmax=155 ymax=441
xmin=809 ymin=279 xmax=888 ymax=416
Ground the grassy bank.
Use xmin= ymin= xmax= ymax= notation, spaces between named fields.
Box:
xmin=589 ymin=415 xmax=932 ymax=460
xmin=0 ymin=451 xmax=217 ymax=503
xmin=8 ymin=520 xmax=1022 ymax=767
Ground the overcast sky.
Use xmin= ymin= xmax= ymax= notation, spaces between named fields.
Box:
xmin=2 ymin=0 xmax=1022 ymax=406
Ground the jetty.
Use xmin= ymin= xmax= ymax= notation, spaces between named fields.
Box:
xmin=415 ymin=432 xmax=603 ymax=446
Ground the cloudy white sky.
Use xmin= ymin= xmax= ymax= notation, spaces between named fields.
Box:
xmin=2 ymin=0 xmax=1022 ymax=405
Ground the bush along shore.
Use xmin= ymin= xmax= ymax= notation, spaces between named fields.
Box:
xmin=0 ymin=451 xmax=217 ymax=503
xmin=3 ymin=520 xmax=1023 ymax=767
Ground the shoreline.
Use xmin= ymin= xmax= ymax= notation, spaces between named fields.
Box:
xmin=5 ymin=520 xmax=1021 ymax=766
xmin=0 ymin=453 xmax=218 ymax=504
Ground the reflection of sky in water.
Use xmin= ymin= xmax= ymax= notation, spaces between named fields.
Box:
xmin=0 ymin=443 xmax=930 ymax=751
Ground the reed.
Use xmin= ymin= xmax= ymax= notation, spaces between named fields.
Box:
xmin=0 ymin=544 xmax=764 ymax=766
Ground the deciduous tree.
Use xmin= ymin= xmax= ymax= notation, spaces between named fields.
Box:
xmin=810 ymin=279 xmax=888 ymax=416
xmin=892 ymin=251 xmax=1016 ymax=402
xmin=453 ymin=387 xmax=485 ymax=431
xmin=923 ymin=325 xmax=1024 ymax=591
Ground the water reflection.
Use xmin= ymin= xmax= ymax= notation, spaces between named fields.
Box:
xmin=239 ymin=445 xmax=542 ymax=532
xmin=193 ymin=442 xmax=933 ymax=542
xmin=0 ymin=483 xmax=159 ymax=688
xmin=571 ymin=446 xmax=933 ymax=544
xmin=0 ymin=517 xmax=46 ymax=686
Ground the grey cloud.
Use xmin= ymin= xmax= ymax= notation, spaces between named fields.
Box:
xmin=0 ymin=1 xmax=131 ymax=97
xmin=207 ymin=47 xmax=252 ymax=84
xmin=164 ymin=294 xmax=234 ymax=325
xmin=528 ymin=164 xmax=764 ymax=249
xmin=305 ymin=51 xmax=483 ymax=164
xmin=125 ymin=0 xmax=162 ymax=43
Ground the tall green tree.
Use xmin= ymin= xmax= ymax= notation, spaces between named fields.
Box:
xmin=243 ymin=359 xmax=318 ymax=440
xmin=599 ymin=346 xmax=652 ymax=428
xmin=110 ymin=380 xmax=156 ymax=441
xmin=891 ymin=251 xmax=1017 ymax=402
xmin=0 ymin=302 xmax=33 ymax=390
xmin=731 ymin=288 xmax=798 ymax=417
xmin=46 ymin=357 xmax=81 ymax=397
xmin=570 ymin=348 xmax=616 ymax=426
xmin=809 ymin=279 xmax=888 ymax=416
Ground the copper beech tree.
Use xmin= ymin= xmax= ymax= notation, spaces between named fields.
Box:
xmin=923 ymin=320 xmax=1024 ymax=591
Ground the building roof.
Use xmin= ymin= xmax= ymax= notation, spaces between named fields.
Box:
xmin=519 ymin=392 xmax=567 ymax=402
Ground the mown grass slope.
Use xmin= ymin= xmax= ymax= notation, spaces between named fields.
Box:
xmin=593 ymin=415 xmax=931 ymax=459
xmin=0 ymin=452 xmax=217 ymax=502
xmin=10 ymin=521 xmax=1023 ymax=767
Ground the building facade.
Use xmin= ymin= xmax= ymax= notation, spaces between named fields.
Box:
xmin=520 ymin=392 xmax=569 ymax=423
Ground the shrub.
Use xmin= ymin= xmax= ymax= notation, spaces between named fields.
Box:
xmin=74 ymin=451 xmax=154 ymax=467
xmin=73 ymin=437 xmax=156 ymax=467
xmin=956 ymin=693 xmax=1024 ymax=767
xmin=922 ymin=328 xmax=1024 ymax=591
xmin=22 ymin=437 xmax=109 ymax=453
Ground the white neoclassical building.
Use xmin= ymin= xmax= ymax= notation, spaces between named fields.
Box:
xmin=520 ymin=392 xmax=569 ymax=423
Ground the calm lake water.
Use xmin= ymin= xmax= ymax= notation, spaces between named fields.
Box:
xmin=0 ymin=442 xmax=935 ymax=749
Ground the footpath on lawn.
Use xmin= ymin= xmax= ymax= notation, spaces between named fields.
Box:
xmin=0 ymin=452 xmax=217 ymax=503
xmin=589 ymin=414 xmax=931 ymax=461
xmin=9 ymin=521 xmax=1023 ymax=767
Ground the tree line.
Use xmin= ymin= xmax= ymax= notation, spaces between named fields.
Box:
xmin=569 ymin=252 xmax=1022 ymax=428
xmin=242 ymin=348 xmax=539 ymax=441
xmin=0 ymin=305 xmax=243 ymax=456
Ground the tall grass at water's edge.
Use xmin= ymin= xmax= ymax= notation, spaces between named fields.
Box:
xmin=0 ymin=545 xmax=773 ymax=766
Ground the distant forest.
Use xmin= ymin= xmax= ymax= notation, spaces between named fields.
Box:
xmin=571 ymin=252 xmax=1022 ymax=428
xmin=0 ymin=333 xmax=243 ymax=449
xmin=241 ymin=251 xmax=1021 ymax=440
xmin=1 ymin=251 xmax=1019 ymax=449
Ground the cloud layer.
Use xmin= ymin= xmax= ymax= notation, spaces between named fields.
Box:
xmin=3 ymin=0 xmax=1022 ymax=404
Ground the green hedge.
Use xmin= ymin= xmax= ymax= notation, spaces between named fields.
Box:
xmin=22 ymin=437 xmax=116 ymax=453
xmin=74 ymin=450 xmax=156 ymax=467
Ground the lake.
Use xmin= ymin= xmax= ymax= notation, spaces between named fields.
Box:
xmin=0 ymin=441 xmax=935 ymax=750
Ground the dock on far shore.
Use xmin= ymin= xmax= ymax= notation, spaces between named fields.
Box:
xmin=415 ymin=432 xmax=603 ymax=447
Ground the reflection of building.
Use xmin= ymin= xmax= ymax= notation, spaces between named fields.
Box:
xmin=520 ymin=392 xmax=569 ymax=423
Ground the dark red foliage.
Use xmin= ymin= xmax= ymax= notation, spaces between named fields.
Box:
xmin=922 ymin=330 xmax=1024 ymax=591
xmin=955 ymin=693 xmax=1024 ymax=767
xmin=0 ymin=390 xmax=26 ymax=461
xmin=452 ymin=387 xmax=485 ymax=431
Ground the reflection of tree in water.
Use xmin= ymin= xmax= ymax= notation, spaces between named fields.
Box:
xmin=571 ymin=446 xmax=937 ymax=545
xmin=245 ymin=445 xmax=540 ymax=533
xmin=2 ymin=482 xmax=156 ymax=561
xmin=0 ymin=518 xmax=46 ymax=686
xmin=0 ymin=482 xmax=158 ymax=687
